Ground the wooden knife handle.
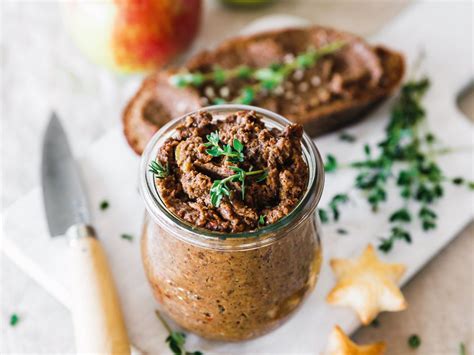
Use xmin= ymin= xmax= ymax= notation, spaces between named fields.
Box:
xmin=67 ymin=225 xmax=131 ymax=354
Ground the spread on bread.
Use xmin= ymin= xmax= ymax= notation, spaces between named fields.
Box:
xmin=123 ymin=26 xmax=404 ymax=154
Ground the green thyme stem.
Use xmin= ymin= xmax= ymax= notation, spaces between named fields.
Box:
xmin=220 ymin=169 xmax=266 ymax=186
xmin=155 ymin=310 xmax=173 ymax=334
xmin=169 ymin=41 xmax=346 ymax=105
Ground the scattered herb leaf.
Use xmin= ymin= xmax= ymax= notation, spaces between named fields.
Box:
xmin=155 ymin=310 xmax=203 ymax=355
xmin=9 ymin=314 xmax=19 ymax=327
xmin=459 ymin=342 xmax=466 ymax=355
xmin=121 ymin=234 xmax=134 ymax=242
xmin=99 ymin=200 xmax=109 ymax=210
xmin=258 ymin=215 xmax=265 ymax=227
xmin=324 ymin=154 xmax=338 ymax=173
xmin=336 ymin=228 xmax=348 ymax=235
xmin=318 ymin=209 xmax=329 ymax=224
xmin=339 ymin=132 xmax=356 ymax=143
xmin=317 ymin=77 xmax=474 ymax=252
xmin=408 ymin=334 xmax=421 ymax=349
xmin=379 ymin=226 xmax=411 ymax=253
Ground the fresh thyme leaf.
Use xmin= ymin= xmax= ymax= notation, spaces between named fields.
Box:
xmin=233 ymin=138 xmax=244 ymax=152
xmin=425 ymin=132 xmax=435 ymax=143
xmin=205 ymin=131 xmax=244 ymax=163
xmin=149 ymin=161 xmax=169 ymax=179
xmin=339 ymin=132 xmax=356 ymax=142
xmin=9 ymin=314 xmax=19 ymax=326
xmin=258 ymin=215 xmax=265 ymax=226
xmin=209 ymin=167 xmax=266 ymax=207
xmin=169 ymin=42 xmax=345 ymax=105
xmin=236 ymin=87 xmax=255 ymax=105
xmin=121 ymin=234 xmax=133 ymax=242
xmin=408 ymin=334 xmax=421 ymax=349
xmin=324 ymin=154 xmax=338 ymax=172
xmin=213 ymin=67 xmax=226 ymax=85
xmin=212 ymin=98 xmax=227 ymax=105
xmin=328 ymin=194 xmax=349 ymax=221
xmin=364 ymin=144 xmax=371 ymax=157
xmin=318 ymin=209 xmax=329 ymax=224
xmin=155 ymin=310 xmax=203 ymax=355
xmin=319 ymin=77 xmax=473 ymax=251
xmin=379 ymin=226 xmax=411 ymax=253
xmin=389 ymin=208 xmax=411 ymax=223
xmin=419 ymin=206 xmax=437 ymax=231
xmin=99 ymin=200 xmax=109 ymax=211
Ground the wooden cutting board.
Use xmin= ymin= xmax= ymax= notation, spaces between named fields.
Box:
xmin=1 ymin=2 xmax=472 ymax=353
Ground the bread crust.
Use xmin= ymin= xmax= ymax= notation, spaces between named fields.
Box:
xmin=123 ymin=26 xmax=404 ymax=155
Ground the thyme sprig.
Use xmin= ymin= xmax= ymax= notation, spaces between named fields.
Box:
xmin=204 ymin=131 xmax=244 ymax=163
xmin=210 ymin=167 xmax=267 ymax=207
xmin=205 ymin=132 xmax=267 ymax=206
xmin=155 ymin=310 xmax=202 ymax=355
xmin=149 ymin=161 xmax=169 ymax=178
xmin=169 ymin=41 xmax=346 ymax=105
xmin=318 ymin=77 xmax=474 ymax=252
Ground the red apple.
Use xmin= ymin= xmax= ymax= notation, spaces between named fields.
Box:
xmin=62 ymin=0 xmax=202 ymax=73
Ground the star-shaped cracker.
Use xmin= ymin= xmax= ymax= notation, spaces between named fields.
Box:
xmin=326 ymin=244 xmax=407 ymax=324
xmin=324 ymin=325 xmax=386 ymax=355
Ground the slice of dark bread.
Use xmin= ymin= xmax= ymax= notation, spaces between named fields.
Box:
xmin=123 ymin=26 xmax=404 ymax=154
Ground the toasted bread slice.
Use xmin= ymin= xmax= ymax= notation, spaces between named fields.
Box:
xmin=123 ymin=26 xmax=404 ymax=154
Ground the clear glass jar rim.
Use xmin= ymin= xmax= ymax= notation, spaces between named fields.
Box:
xmin=140 ymin=104 xmax=325 ymax=249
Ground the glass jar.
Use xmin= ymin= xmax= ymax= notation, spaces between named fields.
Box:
xmin=140 ymin=105 xmax=325 ymax=341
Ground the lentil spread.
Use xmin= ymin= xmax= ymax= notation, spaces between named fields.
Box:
xmin=142 ymin=107 xmax=322 ymax=341
xmin=153 ymin=110 xmax=309 ymax=232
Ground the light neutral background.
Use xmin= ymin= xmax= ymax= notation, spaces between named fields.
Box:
xmin=1 ymin=1 xmax=472 ymax=354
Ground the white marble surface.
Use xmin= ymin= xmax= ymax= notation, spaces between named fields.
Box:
xmin=2 ymin=1 xmax=473 ymax=354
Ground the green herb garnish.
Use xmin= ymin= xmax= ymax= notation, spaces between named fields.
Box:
xmin=258 ymin=215 xmax=265 ymax=227
xmin=324 ymin=154 xmax=338 ymax=172
xmin=169 ymin=41 xmax=346 ymax=105
xmin=339 ymin=132 xmax=356 ymax=142
xmin=149 ymin=161 xmax=169 ymax=179
xmin=9 ymin=314 xmax=19 ymax=326
xmin=316 ymin=77 xmax=474 ymax=252
xmin=210 ymin=167 xmax=267 ymax=207
xmin=99 ymin=200 xmax=109 ymax=211
xmin=155 ymin=310 xmax=203 ymax=355
xmin=336 ymin=228 xmax=348 ymax=235
xmin=318 ymin=209 xmax=329 ymax=223
xmin=121 ymin=234 xmax=133 ymax=242
xmin=408 ymin=334 xmax=421 ymax=349
xmin=459 ymin=342 xmax=466 ymax=355
xmin=318 ymin=194 xmax=349 ymax=222
xmin=204 ymin=131 xmax=244 ymax=163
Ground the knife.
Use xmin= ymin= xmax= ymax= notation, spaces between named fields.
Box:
xmin=41 ymin=113 xmax=131 ymax=354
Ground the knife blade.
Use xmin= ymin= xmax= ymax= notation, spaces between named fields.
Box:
xmin=41 ymin=113 xmax=130 ymax=354
xmin=41 ymin=112 xmax=90 ymax=236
